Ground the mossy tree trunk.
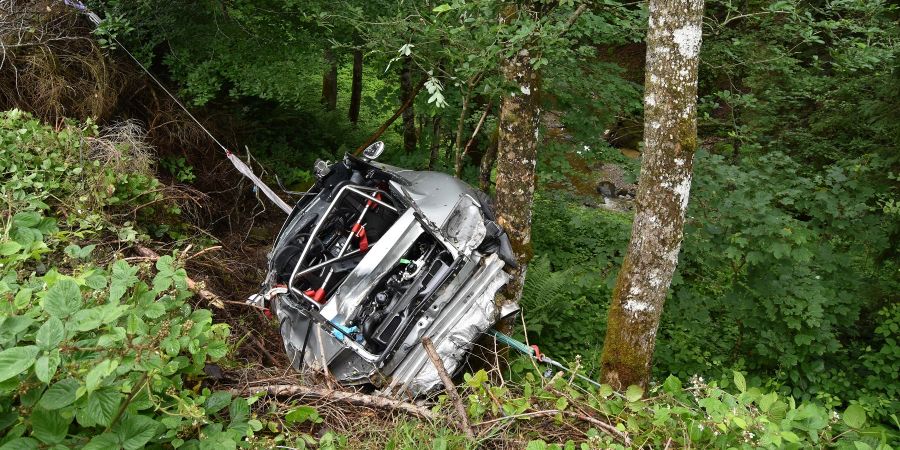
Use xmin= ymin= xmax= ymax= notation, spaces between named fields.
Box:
xmin=321 ymin=48 xmax=338 ymax=111
xmin=348 ymin=48 xmax=363 ymax=124
xmin=599 ymin=0 xmax=704 ymax=390
xmin=494 ymin=27 xmax=541 ymax=312
xmin=399 ymin=56 xmax=417 ymax=153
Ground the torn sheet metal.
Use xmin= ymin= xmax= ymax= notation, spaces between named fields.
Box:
xmin=259 ymin=143 xmax=518 ymax=396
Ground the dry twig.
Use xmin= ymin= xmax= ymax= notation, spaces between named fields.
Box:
xmin=422 ymin=337 xmax=475 ymax=440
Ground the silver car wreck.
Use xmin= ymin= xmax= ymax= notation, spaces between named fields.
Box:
xmin=256 ymin=142 xmax=518 ymax=396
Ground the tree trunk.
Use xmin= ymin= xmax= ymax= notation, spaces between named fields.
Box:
xmin=599 ymin=0 xmax=704 ymax=391
xmin=494 ymin=44 xmax=541 ymax=313
xmin=348 ymin=48 xmax=363 ymax=124
xmin=451 ymin=83 xmax=474 ymax=161
xmin=479 ymin=125 xmax=499 ymax=192
xmin=399 ymin=57 xmax=417 ymax=153
xmin=321 ymin=48 xmax=338 ymax=111
xmin=428 ymin=116 xmax=443 ymax=169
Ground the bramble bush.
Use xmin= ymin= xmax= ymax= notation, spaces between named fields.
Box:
xmin=0 ymin=110 xmax=258 ymax=448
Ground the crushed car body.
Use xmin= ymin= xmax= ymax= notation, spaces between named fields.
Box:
xmin=255 ymin=142 xmax=518 ymax=396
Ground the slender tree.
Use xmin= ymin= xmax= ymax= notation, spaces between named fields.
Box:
xmin=599 ymin=0 xmax=704 ymax=390
xmin=321 ymin=48 xmax=338 ymax=111
xmin=428 ymin=116 xmax=443 ymax=169
xmin=348 ymin=48 xmax=363 ymax=124
xmin=479 ymin=125 xmax=499 ymax=192
xmin=399 ymin=56 xmax=417 ymax=153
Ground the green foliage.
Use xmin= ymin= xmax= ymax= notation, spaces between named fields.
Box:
xmin=459 ymin=370 xmax=895 ymax=449
xmin=0 ymin=109 xmax=257 ymax=448
xmin=160 ymin=156 xmax=197 ymax=183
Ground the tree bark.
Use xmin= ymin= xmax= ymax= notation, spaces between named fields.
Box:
xmin=348 ymin=48 xmax=363 ymax=124
xmin=494 ymin=42 xmax=541 ymax=313
xmin=599 ymin=0 xmax=704 ymax=391
xmin=399 ymin=56 xmax=417 ymax=153
xmin=321 ymin=48 xmax=338 ymax=111
xmin=428 ymin=115 xmax=443 ymax=169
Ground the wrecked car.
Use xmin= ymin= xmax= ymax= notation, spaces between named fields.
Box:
xmin=254 ymin=142 xmax=518 ymax=396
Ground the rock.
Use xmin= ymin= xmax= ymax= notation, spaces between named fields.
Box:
xmin=597 ymin=181 xmax=617 ymax=198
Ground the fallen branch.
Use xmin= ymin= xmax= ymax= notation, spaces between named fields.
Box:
xmin=135 ymin=246 xmax=224 ymax=309
xmin=422 ymin=337 xmax=475 ymax=440
xmin=234 ymin=384 xmax=436 ymax=421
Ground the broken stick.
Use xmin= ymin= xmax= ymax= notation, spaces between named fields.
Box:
xmin=422 ymin=336 xmax=475 ymax=440
xmin=234 ymin=384 xmax=436 ymax=421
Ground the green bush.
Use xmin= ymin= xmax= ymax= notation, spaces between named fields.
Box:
xmin=0 ymin=110 xmax=257 ymax=448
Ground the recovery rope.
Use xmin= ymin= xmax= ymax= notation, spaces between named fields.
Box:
xmin=62 ymin=0 xmax=293 ymax=214
xmin=489 ymin=329 xmax=605 ymax=390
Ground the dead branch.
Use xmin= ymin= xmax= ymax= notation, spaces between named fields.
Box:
xmin=461 ymin=102 xmax=493 ymax=160
xmin=422 ymin=337 xmax=475 ymax=440
xmin=233 ymin=384 xmax=437 ymax=421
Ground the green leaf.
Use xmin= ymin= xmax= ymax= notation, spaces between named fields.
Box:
xmin=758 ymin=392 xmax=777 ymax=412
xmin=39 ymin=378 xmax=80 ymax=409
xmin=733 ymin=371 xmax=747 ymax=393
xmin=34 ymin=350 xmax=60 ymax=383
xmin=228 ymin=397 xmax=251 ymax=431
xmin=0 ymin=346 xmax=39 ymax=382
xmin=109 ymin=260 xmax=139 ymax=303
xmin=662 ymin=375 xmax=682 ymax=394
xmin=85 ymin=359 xmax=118 ymax=392
xmin=70 ymin=307 xmax=104 ymax=332
xmin=30 ymin=408 xmax=70 ymax=445
xmin=781 ymin=431 xmax=800 ymax=443
xmin=625 ymin=385 xmax=644 ymax=402
xmin=12 ymin=212 xmax=41 ymax=228
xmin=843 ymin=404 xmax=866 ymax=429
xmin=83 ymin=433 xmax=118 ymax=450
xmin=0 ymin=241 xmax=22 ymax=256
xmin=433 ymin=4 xmax=452 ymax=13
xmin=0 ymin=438 xmax=40 ymax=450
xmin=143 ymin=302 xmax=165 ymax=319
xmin=204 ymin=391 xmax=232 ymax=414
xmin=555 ymin=397 xmax=569 ymax=411
xmin=36 ymin=317 xmax=64 ymax=349
xmin=43 ymin=279 xmax=81 ymax=318
xmin=114 ymin=414 xmax=159 ymax=450
xmin=79 ymin=388 xmax=123 ymax=428
xmin=285 ymin=405 xmax=322 ymax=424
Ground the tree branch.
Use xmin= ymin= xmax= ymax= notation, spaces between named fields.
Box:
xmin=422 ymin=337 xmax=475 ymax=440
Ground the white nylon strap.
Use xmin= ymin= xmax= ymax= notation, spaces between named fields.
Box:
xmin=226 ymin=151 xmax=292 ymax=214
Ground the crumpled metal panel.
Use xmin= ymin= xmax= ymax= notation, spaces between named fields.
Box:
xmin=320 ymin=209 xmax=424 ymax=323
xmin=383 ymin=254 xmax=509 ymax=396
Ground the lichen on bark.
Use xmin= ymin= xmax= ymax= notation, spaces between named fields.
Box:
xmin=494 ymin=13 xmax=541 ymax=318
xmin=599 ymin=0 xmax=704 ymax=391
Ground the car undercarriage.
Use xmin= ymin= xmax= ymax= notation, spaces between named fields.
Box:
xmin=253 ymin=143 xmax=518 ymax=396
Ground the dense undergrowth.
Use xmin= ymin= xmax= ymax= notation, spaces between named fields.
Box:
xmin=2 ymin=111 xmax=896 ymax=449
